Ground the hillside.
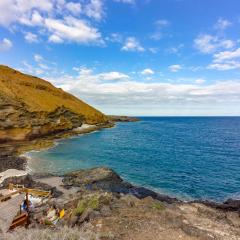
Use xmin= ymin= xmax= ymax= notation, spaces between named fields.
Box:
xmin=0 ymin=65 xmax=108 ymax=142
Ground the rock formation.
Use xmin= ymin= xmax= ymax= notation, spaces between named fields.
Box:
xmin=0 ymin=65 xmax=108 ymax=142
xmin=2 ymin=167 xmax=240 ymax=240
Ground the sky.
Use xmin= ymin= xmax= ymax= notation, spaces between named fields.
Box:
xmin=0 ymin=0 xmax=240 ymax=116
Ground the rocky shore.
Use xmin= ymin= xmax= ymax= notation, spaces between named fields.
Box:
xmin=1 ymin=121 xmax=240 ymax=239
xmin=108 ymin=115 xmax=140 ymax=122
xmin=0 ymin=114 xmax=140 ymax=174
xmin=1 ymin=118 xmax=240 ymax=239
xmin=1 ymin=167 xmax=240 ymax=240
xmin=0 ymin=121 xmax=114 ymax=173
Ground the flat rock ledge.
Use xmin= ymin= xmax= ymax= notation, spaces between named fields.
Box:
xmin=1 ymin=167 xmax=240 ymax=240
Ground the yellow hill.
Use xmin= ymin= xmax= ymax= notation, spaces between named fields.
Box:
xmin=0 ymin=65 xmax=108 ymax=142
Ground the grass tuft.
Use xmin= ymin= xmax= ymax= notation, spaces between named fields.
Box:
xmin=152 ymin=202 xmax=165 ymax=211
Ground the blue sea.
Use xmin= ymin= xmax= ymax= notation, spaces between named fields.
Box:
xmin=27 ymin=117 xmax=240 ymax=202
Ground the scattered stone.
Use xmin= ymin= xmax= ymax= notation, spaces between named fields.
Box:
xmin=1 ymin=167 xmax=240 ymax=239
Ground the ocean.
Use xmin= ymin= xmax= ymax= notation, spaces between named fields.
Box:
xmin=27 ymin=117 xmax=240 ymax=202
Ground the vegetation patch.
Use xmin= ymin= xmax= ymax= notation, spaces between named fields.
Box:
xmin=74 ymin=195 xmax=100 ymax=216
xmin=152 ymin=202 xmax=165 ymax=211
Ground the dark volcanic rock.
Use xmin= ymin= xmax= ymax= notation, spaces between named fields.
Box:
xmin=223 ymin=199 xmax=240 ymax=211
xmin=63 ymin=167 xmax=131 ymax=191
xmin=0 ymin=144 xmax=26 ymax=171
xmin=63 ymin=167 xmax=179 ymax=204
xmin=108 ymin=115 xmax=139 ymax=122
xmin=195 ymin=198 xmax=240 ymax=212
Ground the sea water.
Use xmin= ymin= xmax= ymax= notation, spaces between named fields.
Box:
xmin=27 ymin=117 xmax=240 ymax=202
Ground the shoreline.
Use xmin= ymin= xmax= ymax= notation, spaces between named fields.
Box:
xmin=1 ymin=167 xmax=240 ymax=239
xmin=1 ymin=119 xmax=240 ymax=213
xmin=0 ymin=121 xmax=114 ymax=171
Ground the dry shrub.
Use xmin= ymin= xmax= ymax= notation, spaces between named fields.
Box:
xmin=2 ymin=225 xmax=99 ymax=240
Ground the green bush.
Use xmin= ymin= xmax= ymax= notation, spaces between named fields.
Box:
xmin=74 ymin=196 xmax=99 ymax=216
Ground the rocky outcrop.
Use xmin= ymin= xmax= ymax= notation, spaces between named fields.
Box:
xmin=2 ymin=167 xmax=240 ymax=240
xmin=0 ymin=103 xmax=85 ymax=142
xmin=63 ymin=167 xmax=179 ymax=204
xmin=109 ymin=115 xmax=140 ymax=122
xmin=0 ymin=144 xmax=26 ymax=171
xmin=0 ymin=65 xmax=108 ymax=142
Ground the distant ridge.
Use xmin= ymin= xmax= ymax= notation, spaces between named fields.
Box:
xmin=0 ymin=65 xmax=108 ymax=142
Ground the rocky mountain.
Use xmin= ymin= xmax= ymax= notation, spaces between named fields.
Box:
xmin=0 ymin=65 xmax=108 ymax=142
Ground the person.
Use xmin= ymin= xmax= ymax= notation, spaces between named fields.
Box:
xmin=21 ymin=199 xmax=28 ymax=212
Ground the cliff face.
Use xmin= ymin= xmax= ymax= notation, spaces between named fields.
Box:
xmin=0 ymin=65 xmax=108 ymax=142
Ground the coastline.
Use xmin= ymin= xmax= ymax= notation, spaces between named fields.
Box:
xmin=0 ymin=117 xmax=135 ymax=182
xmin=1 ymin=117 xmax=240 ymax=215
xmin=1 ymin=167 xmax=240 ymax=239
xmin=1 ymin=121 xmax=240 ymax=239
xmin=0 ymin=121 xmax=114 ymax=172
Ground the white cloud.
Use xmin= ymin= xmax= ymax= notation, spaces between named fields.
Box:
xmin=194 ymin=35 xmax=216 ymax=54
xmin=208 ymin=61 xmax=240 ymax=71
xmin=221 ymin=40 xmax=235 ymax=49
xmin=166 ymin=44 xmax=184 ymax=54
xmin=215 ymin=18 xmax=232 ymax=30
xmin=31 ymin=10 xmax=44 ymax=25
xmin=20 ymin=55 xmax=57 ymax=76
xmin=84 ymin=0 xmax=104 ymax=21
xmin=141 ymin=68 xmax=154 ymax=75
xmin=212 ymin=48 xmax=240 ymax=62
xmin=72 ymin=67 xmax=129 ymax=82
xmin=0 ymin=0 xmax=53 ymax=26
xmin=66 ymin=2 xmax=82 ymax=15
xmin=0 ymin=38 xmax=12 ymax=51
xmin=38 ymin=63 xmax=49 ymax=70
xmin=208 ymin=48 xmax=240 ymax=71
xmin=150 ymin=19 xmax=170 ymax=40
xmin=195 ymin=79 xmax=206 ymax=84
xmin=169 ymin=64 xmax=182 ymax=72
xmin=98 ymin=72 xmax=129 ymax=81
xmin=21 ymin=61 xmax=44 ymax=75
xmin=46 ymin=68 xmax=240 ymax=115
xmin=18 ymin=61 xmax=240 ymax=115
xmin=24 ymin=32 xmax=38 ymax=43
xmin=121 ymin=37 xmax=145 ymax=52
xmin=194 ymin=34 xmax=235 ymax=54
xmin=48 ymin=34 xmax=63 ymax=43
xmin=106 ymin=33 xmax=123 ymax=43
xmin=0 ymin=0 xmax=104 ymax=45
xmin=45 ymin=17 xmax=103 ymax=44
xmin=34 ymin=54 xmax=43 ymax=62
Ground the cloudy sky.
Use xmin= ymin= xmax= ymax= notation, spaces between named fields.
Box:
xmin=0 ymin=0 xmax=240 ymax=116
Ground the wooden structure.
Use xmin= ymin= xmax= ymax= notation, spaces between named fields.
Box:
xmin=8 ymin=184 xmax=51 ymax=198
xmin=9 ymin=213 xmax=28 ymax=230
xmin=0 ymin=194 xmax=25 ymax=233
xmin=0 ymin=184 xmax=51 ymax=232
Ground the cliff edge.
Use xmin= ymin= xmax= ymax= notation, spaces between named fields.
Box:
xmin=0 ymin=65 xmax=108 ymax=142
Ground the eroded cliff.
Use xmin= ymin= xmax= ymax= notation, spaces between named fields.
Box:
xmin=0 ymin=65 xmax=108 ymax=142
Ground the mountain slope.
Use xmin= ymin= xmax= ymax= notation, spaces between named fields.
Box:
xmin=0 ymin=65 xmax=108 ymax=142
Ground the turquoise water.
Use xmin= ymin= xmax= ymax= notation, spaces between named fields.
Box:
xmin=27 ymin=117 xmax=240 ymax=202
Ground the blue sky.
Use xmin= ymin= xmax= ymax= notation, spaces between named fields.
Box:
xmin=0 ymin=0 xmax=240 ymax=116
